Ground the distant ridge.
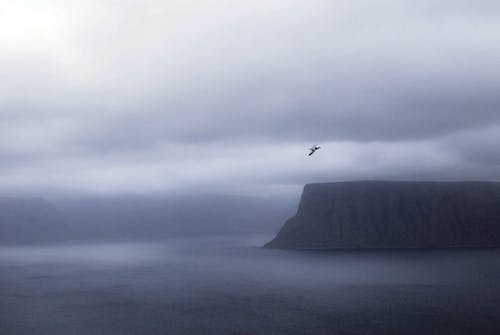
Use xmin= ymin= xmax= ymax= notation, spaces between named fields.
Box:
xmin=0 ymin=195 xmax=296 ymax=244
xmin=265 ymin=181 xmax=500 ymax=249
xmin=0 ymin=197 xmax=67 ymax=243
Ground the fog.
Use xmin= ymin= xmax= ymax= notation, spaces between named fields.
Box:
xmin=2 ymin=1 xmax=500 ymax=333
xmin=0 ymin=194 xmax=297 ymax=243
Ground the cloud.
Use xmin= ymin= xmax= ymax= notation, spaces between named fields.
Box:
xmin=1 ymin=0 xmax=500 ymax=195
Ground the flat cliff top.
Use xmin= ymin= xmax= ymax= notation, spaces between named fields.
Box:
xmin=304 ymin=180 xmax=500 ymax=189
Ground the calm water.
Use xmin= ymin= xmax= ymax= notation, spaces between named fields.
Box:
xmin=1 ymin=234 xmax=499 ymax=335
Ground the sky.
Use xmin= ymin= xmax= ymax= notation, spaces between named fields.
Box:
xmin=1 ymin=0 xmax=500 ymax=197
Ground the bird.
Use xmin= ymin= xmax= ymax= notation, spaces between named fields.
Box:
xmin=308 ymin=145 xmax=321 ymax=156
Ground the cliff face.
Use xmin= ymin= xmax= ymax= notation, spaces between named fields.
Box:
xmin=265 ymin=181 xmax=500 ymax=249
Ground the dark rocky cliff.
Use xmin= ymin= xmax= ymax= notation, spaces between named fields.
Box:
xmin=265 ymin=181 xmax=500 ymax=249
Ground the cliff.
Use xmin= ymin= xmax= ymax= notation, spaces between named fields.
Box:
xmin=265 ymin=181 xmax=500 ymax=249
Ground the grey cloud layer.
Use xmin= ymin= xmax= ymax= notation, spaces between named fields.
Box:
xmin=1 ymin=0 xmax=499 ymax=195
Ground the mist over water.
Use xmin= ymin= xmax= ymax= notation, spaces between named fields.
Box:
xmin=1 ymin=234 xmax=499 ymax=335
xmin=1 ymin=1 xmax=500 ymax=334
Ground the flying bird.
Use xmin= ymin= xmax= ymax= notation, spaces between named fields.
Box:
xmin=308 ymin=145 xmax=321 ymax=156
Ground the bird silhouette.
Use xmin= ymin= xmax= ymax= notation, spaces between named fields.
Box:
xmin=308 ymin=145 xmax=321 ymax=156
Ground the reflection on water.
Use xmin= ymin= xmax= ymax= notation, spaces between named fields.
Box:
xmin=0 ymin=242 xmax=169 ymax=265
xmin=1 ymin=234 xmax=499 ymax=335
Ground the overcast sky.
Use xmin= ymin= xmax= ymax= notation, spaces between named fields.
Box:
xmin=1 ymin=0 xmax=500 ymax=197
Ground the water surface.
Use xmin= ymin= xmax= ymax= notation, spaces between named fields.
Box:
xmin=1 ymin=235 xmax=499 ymax=335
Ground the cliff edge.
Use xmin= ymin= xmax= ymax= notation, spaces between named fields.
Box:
xmin=265 ymin=181 xmax=500 ymax=249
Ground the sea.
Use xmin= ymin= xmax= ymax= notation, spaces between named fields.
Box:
xmin=0 ymin=234 xmax=499 ymax=335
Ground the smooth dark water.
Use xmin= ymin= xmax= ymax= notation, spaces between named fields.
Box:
xmin=1 ymin=235 xmax=499 ymax=335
